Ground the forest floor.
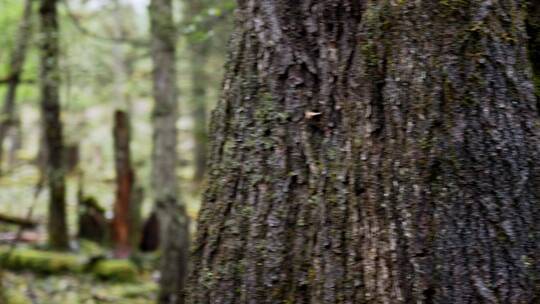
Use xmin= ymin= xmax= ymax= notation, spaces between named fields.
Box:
xmin=0 ymin=150 xmax=202 ymax=304
xmin=3 ymin=270 xmax=157 ymax=304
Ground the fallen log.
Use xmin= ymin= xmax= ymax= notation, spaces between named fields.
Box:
xmin=0 ymin=231 xmax=44 ymax=244
xmin=0 ymin=213 xmax=38 ymax=228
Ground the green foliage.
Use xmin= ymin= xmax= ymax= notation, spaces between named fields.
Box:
xmin=183 ymin=0 xmax=235 ymax=44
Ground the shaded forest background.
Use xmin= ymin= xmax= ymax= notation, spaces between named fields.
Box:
xmin=0 ymin=0 xmax=233 ymax=302
xmin=0 ymin=0 xmax=231 ymax=230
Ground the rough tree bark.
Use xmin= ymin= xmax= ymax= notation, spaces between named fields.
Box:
xmin=149 ymin=0 xmax=189 ymax=303
xmin=187 ymin=1 xmax=540 ymax=303
xmin=527 ymin=0 xmax=540 ymax=98
xmin=39 ymin=0 xmax=69 ymax=250
xmin=112 ymin=110 xmax=135 ymax=258
xmin=0 ymin=0 xmax=33 ymax=175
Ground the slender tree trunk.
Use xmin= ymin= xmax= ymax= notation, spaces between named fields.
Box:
xmin=150 ymin=0 xmax=189 ymax=303
xmin=187 ymin=1 xmax=540 ymax=303
xmin=39 ymin=0 xmax=68 ymax=250
xmin=0 ymin=276 xmax=4 ymax=304
xmin=112 ymin=110 xmax=134 ymax=258
xmin=189 ymin=42 xmax=210 ymax=182
xmin=0 ymin=0 xmax=33 ymax=174
xmin=6 ymin=114 xmax=23 ymax=170
xmin=184 ymin=0 xmax=211 ymax=183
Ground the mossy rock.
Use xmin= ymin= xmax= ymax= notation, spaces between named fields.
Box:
xmin=92 ymin=259 xmax=138 ymax=282
xmin=0 ymin=247 xmax=84 ymax=274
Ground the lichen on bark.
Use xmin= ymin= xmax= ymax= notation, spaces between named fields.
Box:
xmin=187 ymin=1 xmax=540 ymax=303
xmin=527 ymin=0 xmax=540 ymax=97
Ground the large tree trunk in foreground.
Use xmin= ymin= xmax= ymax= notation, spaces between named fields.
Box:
xmin=528 ymin=0 xmax=540 ymax=98
xmin=112 ymin=110 xmax=135 ymax=258
xmin=39 ymin=0 xmax=69 ymax=250
xmin=150 ymin=0 xmax=189 ymax=303
xmin=187 ymin=1 xmax=540 ymax=303
xmin=0 ymin=0 xmax=33 ymax=175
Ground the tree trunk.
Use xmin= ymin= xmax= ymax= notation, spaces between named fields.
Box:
xmin=150 ymin=0 xmax=189 ymax=303
xmin=6 ymin=114 xmax=23 ymax=170
xmin=184 ymin=0 xmax=212 ymax=183
xmin=39 ymin=0 xmax=69 ymax=250
xmin=528 ymin=0 xmax=540 ymax=99
xmin=77 ymin=197 xmax=108 ymax=244
xmin=112 ymin=110 xmax=134 ymax=258
xmin=189 ymin=42 xmax=210 ymax=182
xmin=139 ymin=210 xmax=160 ymax=252
xmin=0 ymin=0 xmax=33 ymax=175
xmin=187 ymin=1 xmax=540 ymax=303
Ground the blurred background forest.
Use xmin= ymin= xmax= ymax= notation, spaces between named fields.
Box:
xmin=0 ymin=0 xmax=233 ymax=302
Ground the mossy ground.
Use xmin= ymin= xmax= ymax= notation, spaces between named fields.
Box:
xmin=0 ymin=247 xmax=85 ymax=274
xmin=2 ymin=270 xmax=157 ymax=304
xmin=91 ymin=259 xmax=138 ymax=282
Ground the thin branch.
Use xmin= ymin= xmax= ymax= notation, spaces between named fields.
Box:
xmin=0 ymin=75 xmax=35 ymax=85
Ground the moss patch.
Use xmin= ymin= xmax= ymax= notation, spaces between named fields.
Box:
xmin=91 ymin=259 xmax=138 ymax=282
xmin=0 ymin=247 xmax=141 ymax=283
xmin=5 ymin=289 xmax=31 ymax=304
xmin=0 ymin=247 xmax=85 ymax=274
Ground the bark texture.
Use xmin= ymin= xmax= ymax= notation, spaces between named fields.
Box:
xmin=0 ymin=0 xmax=33 ymax=174
xmin=528 ymin=0 xmax=540 ymax=98
xmin=112 ymin=110 xmax=134 ymax=258
xmin=39 ymin=0 xmax=69 ymax=250
xmin=150 ymin=0 xmax=189 ymax=303
xmin=187 ymin=1 xmax=540 ymax=303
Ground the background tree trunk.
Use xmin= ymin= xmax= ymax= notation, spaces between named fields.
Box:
xmin=111 ymin=110 xmax=134 ymax=258
xmin=77 ymin=196 xmax=107 ymax=244
xmin=6 ymin=114 xmax=23 ymax=170
xmin=149 ymin=0 xmax=189 ymax=303
xmin=187 ymin=1 xmax=540 ymax=303
xmin=39 ymin=0 xmax=69 ymax=250
xmin=0 ymin=0 xmax=33 ymax=174
xmin=184 ymin=0 xmax=211 ymax=183
xmin=189 ymin=41 xmax=210 ymax=183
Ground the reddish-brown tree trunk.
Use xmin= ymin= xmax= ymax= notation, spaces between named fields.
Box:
xmin=112 ymin=110 xmax=134 ymax=258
